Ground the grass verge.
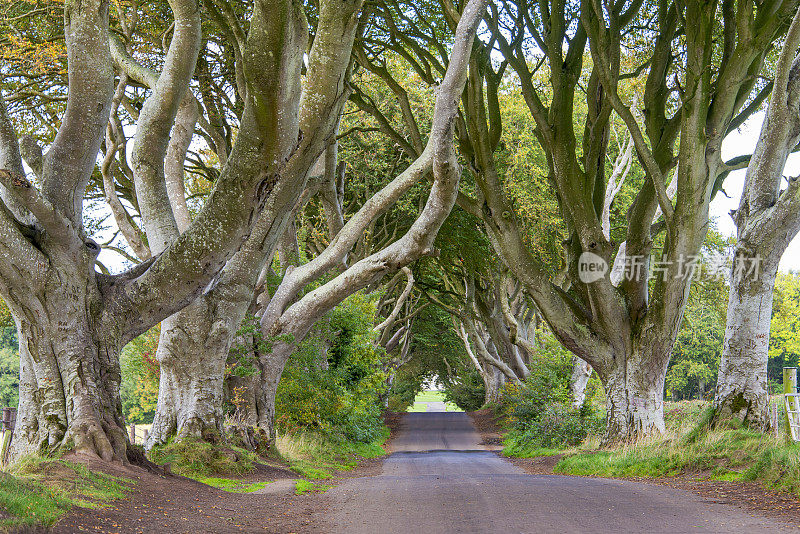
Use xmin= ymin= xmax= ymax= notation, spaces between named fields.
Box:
xmin=0 ymin=456 xmax=134 ymax=530
xmin=406 ymin=390 xmax=461 ymax=412
xmin=555 ymin=407 xmax=800 ymax=497
xmin=276 ymin=427 xmax=389 ymax=480
xmin=294 ymin=479 xmax=332 ymax=495
xmin=195 ymin=477 xmax=272 ymax=493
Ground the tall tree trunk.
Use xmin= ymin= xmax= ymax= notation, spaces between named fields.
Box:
xmin=713 ymin=253 xmax=779 ymax=428
xmin=713 ymin=11 xmax=800 ymax=428
xmin=144 ymin=0 xmax=364 ymax=447
xmin=600 ymin=354 xmax=667 ymax=444
xmin=252 ymin=340 xmax=291 ymax=441
xmin=0 ymin=0 xmax=310 ymax=463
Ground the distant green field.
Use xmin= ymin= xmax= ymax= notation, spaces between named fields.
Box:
xmin=407 ymin=390 xmax=462 ymax=412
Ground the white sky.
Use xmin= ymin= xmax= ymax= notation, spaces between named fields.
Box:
xmin=715 ymin=111 xmax=800 ymax=272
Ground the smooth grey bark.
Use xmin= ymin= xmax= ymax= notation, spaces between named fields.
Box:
xmin=570 ymin=136 xmax=634 ymax=407
xmin=571 ymin=358 xmax=592 ymax=408
xmin=146 ymin=0 xmax=364 ymax=446
xmin=713 ymin=11 xmax=800 ymax=429
xmin=0 ymin=93 xmax=31 ymax=223
xmin=0 ymin=0 xmax=308 ymax=462
xmin=165 ymin=96 xmax=198 ymax=233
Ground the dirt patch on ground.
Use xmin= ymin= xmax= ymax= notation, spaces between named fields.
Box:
xmin=468 ymin=409 xmax=504 ymax=451
xmin=505 ymin=453 xmax=565 ymax=475
xmin=50 ymin=421 xmax=402 ymax=534
xmin=634 ymin=475 xmax=800 ymax=530
xmin=51 ymin=460 xmax=316 ymax=534
xmin=52 ymin=458 xmax=387 ymax=534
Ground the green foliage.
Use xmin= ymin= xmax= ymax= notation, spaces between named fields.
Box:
xmin=0 ymin=319 xmax=19 ymax=409
xmin=441 ymin=367 xmax=485 ymax=411
xmin=275 ymin=292 xmax=388 ymax=443
xmin=387 ymin=374 xmax=423 ymax=412
xmin=504 ymin=403 xmax=605 ymax=454
xmin=277 ymin=428 xmax=388 ymax=480
xmin=119 ymin=326 xmax=160 ymax=424
xmin=499 ymin=334 xmax=604 ymax=454
xmin=388 ymin=305 xmax=472 ymax=411
xmin=768 ymin=272 xmax=800 ymax=383
xmin=148 ymin=438 xmax=258 ymax=478
xmin=0 ymin=457 xmax=133 ymax=529
xmin=665 ymin=231 xmax=731 ymax=401
xmin=0 ymin=346 xmax=19 ymax=408
xmin=226 ymin=317 xmax=260 ymax=379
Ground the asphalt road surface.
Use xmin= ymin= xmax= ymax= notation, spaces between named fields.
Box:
xmin=323 ymin=412 xmax=796 ymax=533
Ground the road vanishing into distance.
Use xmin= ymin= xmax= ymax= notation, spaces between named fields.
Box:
xmin=322 ymin=412 xmax=794 ymax=533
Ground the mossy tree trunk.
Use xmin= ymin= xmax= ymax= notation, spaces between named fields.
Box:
xmin=713 ymin=12 xmax=800 ymax=429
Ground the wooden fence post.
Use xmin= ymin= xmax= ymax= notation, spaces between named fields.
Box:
xmin=129 ymin=424 xmax=136 ymax=444
xmin=784 ymin=367 xmax=797 ymax=438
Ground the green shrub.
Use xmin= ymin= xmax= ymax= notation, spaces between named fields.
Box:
xmin=505 ymin=403 xmax=605 ymax=454
xmin=387 ymin=376 xmax=423 ymax=412
xmin=273 ymin=292 xmax=388 ymax=443
xmin=119 ymin=326 xmax=160 ymax=424
xmin=442 ymin=367 xmax=485 ymax=411
xmin=148 ymin=438 xmax=258 ymax=478
xmin=499 ymin=335 xmax=604 ymax=455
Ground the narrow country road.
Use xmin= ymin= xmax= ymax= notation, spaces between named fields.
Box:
xmin=323 ymin=412 xmax=795 ymax=533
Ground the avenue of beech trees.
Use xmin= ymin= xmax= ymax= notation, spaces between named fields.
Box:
xmin=1 ymin=0 xmax=800 ymax=468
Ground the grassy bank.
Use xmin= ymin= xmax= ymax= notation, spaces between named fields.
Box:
xmin=146 ymin=424 xmax=390 ymax=497
xmin=500 ymin=398 xmax=800 ymax=499
xmin=0 ymin=456 xmax=134 ymax=530
xmin=277 ymin=426 xmax=389 ymax=480
xmin=555 ymin=404 xmax=800 ymax=497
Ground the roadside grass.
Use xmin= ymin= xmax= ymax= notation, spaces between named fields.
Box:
xmin=501 ymin=439 xmax=565 ymax=458
xmin=407 ymin=390 xmax=462 ymax=412
xmin=554 ymin=403 xmax=800 ymax=497
xmin=294 ymin=479 xmax=332 ymax=495
xmin=195 ymin=477 xmax=272 ymax=493
xmin=0 ymin=456 xmax=134 ymax=530
xmin=415 ymin=390 xmax=446 ymax=403
xmin=276 ymin=427 xmax=389 ymax=480
xmin=148 ymin=437 xmax=259 ymax=478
